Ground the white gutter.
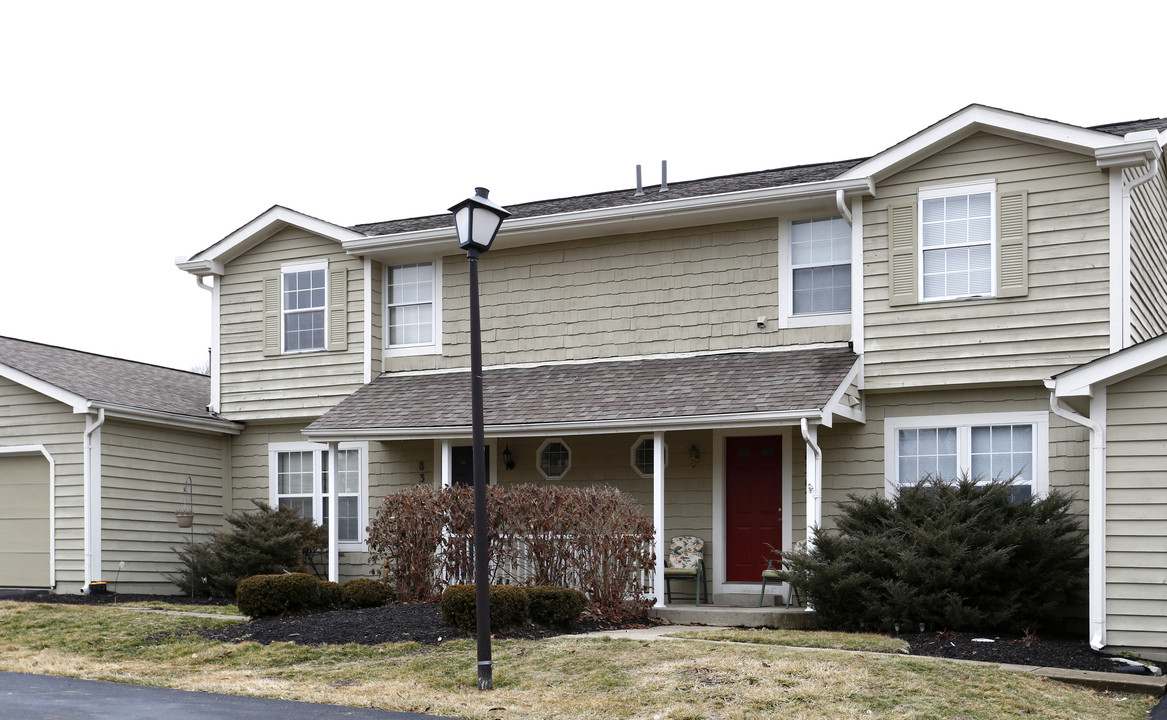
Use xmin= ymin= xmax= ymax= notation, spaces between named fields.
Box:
xmin=1045 ymin=381 xmax=1107 ymax=651
xmin=800 ymin=418 xmax=822 ymax=552
xmin=92 ymin=403 xmax=242 ymax=435
xmin=82 ymin=408 xmax=105 ymax=591
xmin=303 ymin=409 xmax=826 ymax=443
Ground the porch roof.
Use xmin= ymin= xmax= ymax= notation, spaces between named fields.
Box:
xmin=302 ymin=345 xmax=859 ymax=441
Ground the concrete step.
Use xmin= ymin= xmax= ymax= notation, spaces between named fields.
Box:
xmin=649 ymin=604 xmax=816 ymax=629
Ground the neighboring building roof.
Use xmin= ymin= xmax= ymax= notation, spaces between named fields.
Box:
xmin=304 ymin=346 xmax=859 ymax=440
xmin=1051 ymin=332 xmax=1167 ymax=397
xmin=0 ymin=336 xmax=238 ymax=431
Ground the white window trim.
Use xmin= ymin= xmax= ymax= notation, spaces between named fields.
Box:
xmin=917 ymin=179 xmax=997 ymax=303
xmin=268 ymin=441 xmax=369 ymax=551
xmin=280 ymin=259 xmax=329 ymax=355
xmin=630 ymin=435 xmax=668 ymax=479
xmin=883 ymin=411 xmax=1048 ymax=500
xmin=385 ymin=257 xmax=443 ymax=357
xmin=777 ymin=217 xmax=852 ymax=329
xmin=536 ymin=437 xmax=572 ymax=481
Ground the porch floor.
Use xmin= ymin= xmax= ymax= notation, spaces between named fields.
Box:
xmin=650 ymin=603 xmax=815 ymax=629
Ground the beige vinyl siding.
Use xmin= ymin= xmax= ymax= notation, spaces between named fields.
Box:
xmin=818 ymin=385 xmax=1090 ymax=529
xmin=99 ymin=420 xmax=227 ymax=593
xmin=0 ymin=377 xmax=85 ymax=591
xmin=1102 ymin=365 xmax=1167 ymax=654
xmin=387 ymin=220 xmax=848 ymax=373
xmin=219 ymin=227 xmax=365 ymax=420
xmin=864 ymin=133 xmax=1112 ymax=390
xmin=1128 ymin=168 xmax=1167 ymax=344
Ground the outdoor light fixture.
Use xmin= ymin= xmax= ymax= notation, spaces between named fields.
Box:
xmin=689 ymin=445 xmax=700 ymax=467
xmin=450 ymin=187 xmax=510 ymax=691
xmin=503 ymin=445 xmax=515 ymax=470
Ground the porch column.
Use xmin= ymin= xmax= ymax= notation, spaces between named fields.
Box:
xmin=653 ymin=431 xmax=666 ymax=608
xmin=440 ymin=440 xmax=452 ymax=489
xmin=327 ymin=442 xmax=339 ymax=583
xmin=801 ymin=419 xmax=822 ymax=552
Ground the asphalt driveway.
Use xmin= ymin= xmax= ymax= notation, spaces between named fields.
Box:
xmin=0 ymin=672 xmax=456 ymax=720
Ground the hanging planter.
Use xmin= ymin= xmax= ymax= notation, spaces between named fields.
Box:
xmin=175 ymin=510 xmax=194 ymax=528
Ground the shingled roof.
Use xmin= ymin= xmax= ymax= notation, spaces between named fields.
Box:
xmin=304 ymin=346 xmax=858 ymax=439
xmin=0 ymin=336 xmax=225 ymax=422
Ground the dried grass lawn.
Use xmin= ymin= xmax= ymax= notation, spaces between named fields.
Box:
xmin=0 ymin=601 xmax=1153 ymax=720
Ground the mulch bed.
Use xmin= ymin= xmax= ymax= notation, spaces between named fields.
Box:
xmin=16 ymin=593 xmax=1159 ymax=676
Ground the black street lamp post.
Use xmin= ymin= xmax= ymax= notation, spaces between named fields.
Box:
xmin=449 ymin=187 xmax=510 ymax=691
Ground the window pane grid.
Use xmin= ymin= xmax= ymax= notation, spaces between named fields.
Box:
xmin=791 ymin=216 xmax=851 ymax=315
xmin=283 ymin=268 xmax=327 ymax=352
xmin=276 ymin=448 xmax=362 ymax=543
xmin=540 ymin=441 xmax=570 ymax=477
xmin=920 ymin=191 xmax=993 ymax=300
xmin=388 ymin=263 xmax=435 ymax=347
xmin=897 ymin=422 xmax=1036 ymax=499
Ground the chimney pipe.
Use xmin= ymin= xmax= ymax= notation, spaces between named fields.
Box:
xmin=635 ymin=165 xmax=644 ymax=196
xmin=660 ymin=160 xmax=669 ymax=192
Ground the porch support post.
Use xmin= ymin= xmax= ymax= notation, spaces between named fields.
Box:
xmin=801 ymin=419 xmax=822 ymax=552
xmin=441 ymin=440 xmax=452 ymax=489
xmin=653 ymin=430 xmax=666 ymax=608
xmin=327 ymin=442 xmax=339 ymax=583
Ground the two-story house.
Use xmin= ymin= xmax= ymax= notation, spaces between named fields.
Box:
xmin=4 ymin=104 xmax=1165 ymax=659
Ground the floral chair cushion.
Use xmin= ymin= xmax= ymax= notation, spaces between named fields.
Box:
xmin=667 ymin=535 xmax=705 ymax=570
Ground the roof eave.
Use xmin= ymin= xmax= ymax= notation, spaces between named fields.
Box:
xmin=341 ymin=176 xmax=876 ymax=260
xmin=1052 ymin=333 xmax=1167 ymax=398
xmin=302 ymin=409 xmax=827 ymax=443
xmin=91 ymin=401 xmax=244 ymax=435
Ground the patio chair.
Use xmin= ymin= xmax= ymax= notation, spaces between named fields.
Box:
xmin=663 ymin=535 xmax=706 ymax=605
xmin=759 ymin=538 xmax=806 ymax=608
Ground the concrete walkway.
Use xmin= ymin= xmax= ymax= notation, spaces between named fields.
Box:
xmin=0 ymin=672 xmax=456 ymax=720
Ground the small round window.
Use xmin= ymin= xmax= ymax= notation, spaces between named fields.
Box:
xmin=631 ymin=436 xmax=668 ymax=478
xmin=538 ymin=439 xmax=571 ymax=479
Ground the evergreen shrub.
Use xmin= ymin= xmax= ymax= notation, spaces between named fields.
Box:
xmin=440 ymin=584 xmax=531 ymax=632
xmin=166 ymin=500 xmax=327 ymax=598
xmin=236 ymin=573 xmax=322 ymax=618
xmin=342 ymin=578 xmax=394 ymax=608
xmin=318 ymin=580 xmax=344 ymax=611
xmin=525 ymin=585 xmax=587 ymax=629
xmin=780 ymin=477 xmax=1087 ymax=633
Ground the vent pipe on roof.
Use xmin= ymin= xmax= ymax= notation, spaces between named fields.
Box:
xmin=660 ymin=160 xmax=669 ymax=193
xmin=634 ymin=165 xmax=645 ymax=196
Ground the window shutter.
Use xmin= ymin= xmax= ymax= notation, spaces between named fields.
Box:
xmin=328 ymin=266 xmax=348 ymax=351
xmin=887 ymin=202 xmax=918 ymax=306
xmin=262 ymin=275 xmax=281 ymax=356
xmin=997 ymin=191 xmax=1028 ymax=298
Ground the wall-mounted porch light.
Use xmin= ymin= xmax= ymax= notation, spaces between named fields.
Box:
xmin=689 ymin=445 xmax=701 ymax=467
xmin=503 ymin=445 xmax=515 ymax=470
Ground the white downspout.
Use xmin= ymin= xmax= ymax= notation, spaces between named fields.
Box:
xmin=653 ymin=431 xmax=666 ymax=607
xmin=1046 ymin=383 xmax=1107 ymax=650
xmin=800 ymin=418 xmax=822 ymax=551
xmin=82 ymin=408 xmax=105 ymax=591
xmin=327 ymin=442 xmax=339 ymax=583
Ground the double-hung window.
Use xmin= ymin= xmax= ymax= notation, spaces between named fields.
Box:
xmin=919 ymin=181 xmax=995 ymax=301
xmin=885 ymin=412 xmax=1047 ymax=501
xmin=386 ymin=260 xmax=441 ymax=356
xmin=282 ymin=262 xmax=327 ymax=352
xmin=791 ymin=215 xmax=851 ymax=315
xmin=269 ymin=442 xmax=367 ymax=547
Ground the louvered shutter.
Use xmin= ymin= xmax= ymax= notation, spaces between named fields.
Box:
xmin=262 ymin=275 xmax=281 ymax=356
xmin=328 ymin=266 xmax=348 ymax=351
xmin=887 ymin=203 xmax=918 ymax=306
xmin=997 ymin=191 xmax=1028 ymax=298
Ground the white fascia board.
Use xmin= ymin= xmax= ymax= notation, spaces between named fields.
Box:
xmin=838 ymin=105 xmax=1128 ymax=182
xmin=302 ymin=410 xmax=825 ymax=443
xmin=0 ymin=362 xmax=88 ymax=411
xmin=342 ymin=177 xmax=876 ymax=258
xmin=1094 ymin=136 xmax=1162 ymax=169
xmin=91 ymin=402 xmax=244 ymax=435
xmin=179 ymin=205 xmax=364 ymax=274
xmin=821 ymin=358 xmax=865 ymax=427
xmin=1052 ymin=333 xmax=1167 ymax=397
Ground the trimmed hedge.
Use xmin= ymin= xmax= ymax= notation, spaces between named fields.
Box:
xmin=441 ymin=584 xmax=530 ymax=632
xmin=526 ymin=586 xmax=587 ymax=629
xmin=342 ymin=578 xmax=394 ymax=609
xmin=236 ymin=573 xmax=322 ymax=618
xmin=318 ymin=580 xmax=344 ymax=611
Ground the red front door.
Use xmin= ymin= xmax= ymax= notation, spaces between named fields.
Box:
xmin=725 ymin=435 xmax=782 ymax=582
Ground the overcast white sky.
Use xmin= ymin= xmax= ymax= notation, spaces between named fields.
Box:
xmin=1 ymin=1 xmax=1162 ymax=371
